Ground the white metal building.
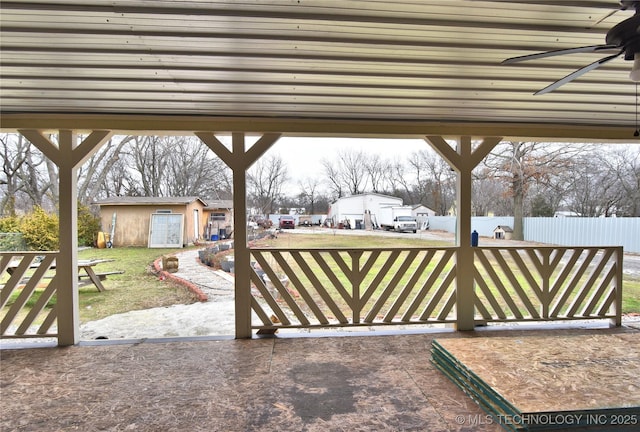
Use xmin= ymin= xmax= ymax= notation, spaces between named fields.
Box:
xmin=328 ymin=193 xmax=403 ymax=229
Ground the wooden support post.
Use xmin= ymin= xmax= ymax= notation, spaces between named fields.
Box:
xmin=425 ymin=135 xmax=501 ymax=331
xmin=231 ymin=133 xmax=252 ymax=338
xmin=57 ymin=131 xmax=80 ymax=345
xmin=456 ymin=138 xmax=474 ymax=330
xmin=611 ymin=246 xmax=623 ymax=327
xmin=197 ymin=131 xmax=281 ymax=338
xmin=19 ymin=129 xmax=112 ymax=346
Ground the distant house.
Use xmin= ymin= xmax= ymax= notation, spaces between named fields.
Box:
xmin=94 ymin=196 xmax=208 ymax=247
xmin=411 ymin=205 xmax=436 ymax=218
xmin=412 ymin=204 xmax=436 ymax=230
xmin=203 ymin=199 xmax=234 ymax=240
xmin=328 ymin=193 xmax=403 ymax=229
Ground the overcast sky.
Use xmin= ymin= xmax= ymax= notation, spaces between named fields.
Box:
xmin=215 ymin=135 xmax=640 ymax=185
xmin=263 ymin=137 xmax=430 ymax=182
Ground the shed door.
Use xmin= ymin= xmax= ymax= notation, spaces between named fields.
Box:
xmin=193 ymin=209 xmax=200 ymax=240
xmin=149 ymin=213 xmax=183 ymax=248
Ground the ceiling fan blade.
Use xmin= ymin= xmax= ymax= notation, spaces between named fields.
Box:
xmin=534 ymin=50 xmax=623 ymax=95
xmin=502 ymin=44 xmax=619 ymax=64
xmin=591 ymin=8 xmax=620 ymax=27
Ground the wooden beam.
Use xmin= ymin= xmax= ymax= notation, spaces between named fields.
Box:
xmin=194 ymin=132 xmax=235 ymax=168
xmin=4 ymin=114 xmax=637 ymax=142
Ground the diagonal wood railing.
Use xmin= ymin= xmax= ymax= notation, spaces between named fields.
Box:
xmin=1 ymin=245 xmax=622 ymax=340
xmin=0 ymin=252 xmax=59 ymax=338
xmin=249 ymin=247 xmax=458 ymax=330
xmin=473 ymin=246 xmax=622 ymax=325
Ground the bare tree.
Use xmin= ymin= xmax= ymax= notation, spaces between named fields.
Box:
xmin=99 ymin=156 xmax=138 ymax=198
xmin=322 ymin=149 xmax=369 ymax=198
xmin=384 ymin=158 xmax=422 ymax=205
xmin=363 ymin=153 xmax=390 ymax=193
xmin=77 ymin=135 xmax=134 ymax=205
xmin=248 ymin=154 xmax=288 ymax=215
xmin=472 ymin=169 xmax=510 ymax=216
xmin=322 ymin=160 xmax=344 ymax=200
xmin=609 ymin=146 xmax=640 ymax=216
xmin=17 ymin=143 xmax=52 ymax=210
xmin=409 ymin=150 xmax=457 ymax=215
xmin=403 ymin=150 xmax=435 ymax=206
xmin=339 ymin=150 xmax=368 ymax=195
xmin=126 ymin=136 xmax=168 ymax=196
xmin=563 ymin=151 xmax=622 ymax=217
xmin=297 ymin=177 xmax=323 ymax=214
xmin=0 ymin=134 xmax=30 ymax=216
xmin=3 ymin=134 xmax=233 ymax=214
xmin=380 ymin=149 xmax=457 ymax=213
xmin=561 ymin=146 xmax=640 ymax=217
xmin=483 ymin=141 xmax=580 ymax=239
xmin=164 ymin=136 xmax=230 ymax=198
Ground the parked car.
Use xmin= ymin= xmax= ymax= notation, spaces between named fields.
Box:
xmin=255 ymin=217 xmax=273 ymax=228
xmin=279 ymin=215 xmax=295 ymax=229
xmin=298 ymin=215 xmax=312 ymax=226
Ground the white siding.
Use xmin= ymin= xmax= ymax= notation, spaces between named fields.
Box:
xmin=329 ymin=194 xmax=402 ymax=227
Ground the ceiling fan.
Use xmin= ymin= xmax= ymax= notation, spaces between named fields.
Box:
xmin=502 ymin=0 xmax=640 ymax=95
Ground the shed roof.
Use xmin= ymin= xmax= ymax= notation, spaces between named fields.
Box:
xmin=494 ymin=225 xmax=514 ymax=232
xmin=333 ymin=193 xmax=403 ymax=204
xmin=412 ymin=204 xmax=435 ymax=212
xmin=94 ymin=196 xmax=207 ymax=206
xmin=203 ymin=200 xmax=233 ymax=210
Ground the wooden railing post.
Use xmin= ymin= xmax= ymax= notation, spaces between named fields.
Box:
xmin=351 ymin=250 xmax=362 ymax=324
xmin=454 ymin=138 xmax=475 ymax=331
xmin=19 ymin=129 xmax=112 ymax=346
xmin=425 ymin=135 xmax=501 ymax=331
xmin=612 ymin=246 xmax=623 ymax=327
xmin=541 ymin=249 xmax=551 ymax=319
xmin=196 ymin=131 xmax=281 ymax=338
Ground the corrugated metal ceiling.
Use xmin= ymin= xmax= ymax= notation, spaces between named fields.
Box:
xmin=1 ymin=0 xmax=639 ymax=139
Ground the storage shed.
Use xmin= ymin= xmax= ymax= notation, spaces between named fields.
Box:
xmin=493 ymin=225 xmax=514 ymax=240
xmin=203 ymin=199 xmax=234 ymax=240
xmin=94 ymin=196 xmax=207 ymax=247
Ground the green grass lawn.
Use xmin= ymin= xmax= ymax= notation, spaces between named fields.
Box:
xmin=76 ymin=247 xmax=199 ymax=323
xmin=623 ymin=279 xmax=640 ymax=314
xmin=1 ymin=247 xmax=199 ymax=327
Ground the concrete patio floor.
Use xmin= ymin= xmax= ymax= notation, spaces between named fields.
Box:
xmin=2 ymin=326 xmax=638 ymax=432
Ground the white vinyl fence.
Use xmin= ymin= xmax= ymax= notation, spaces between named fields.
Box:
xmin=428 ymin=217 xmax=640 ymax=253
xmin=524 ymin=217 xmax=640 ymax=253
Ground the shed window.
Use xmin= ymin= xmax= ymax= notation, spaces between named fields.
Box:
xmin=156 ymin=209 xmax=172 ymax=214
xmin=210 ymin=212 xmax=226 ymax=221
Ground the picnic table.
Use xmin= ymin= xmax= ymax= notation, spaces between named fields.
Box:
xmin=77 ymin=259 xmax=124 ymax=292
xmin=6 ymin=258 xmax=123 ymax=292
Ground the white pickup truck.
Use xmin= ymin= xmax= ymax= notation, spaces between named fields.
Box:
xmin=377 ymin=206 xmax=418 ymax=233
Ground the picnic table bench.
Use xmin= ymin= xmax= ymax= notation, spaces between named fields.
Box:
xmin=77 ymin=259 xmax=124 ymax=292
xmin=6 ymin=258 xmax=124 ymax=292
